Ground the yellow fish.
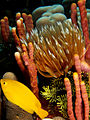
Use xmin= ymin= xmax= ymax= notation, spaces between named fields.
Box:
xmin=0 ymin=79 xmax=48 ymax=119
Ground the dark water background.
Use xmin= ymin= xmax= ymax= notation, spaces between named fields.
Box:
xmin=0 ymin=0 xmax=90 ymax=21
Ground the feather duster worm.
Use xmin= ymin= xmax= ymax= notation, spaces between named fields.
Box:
xmin=30 ymin=21 xmax=85 ymax=78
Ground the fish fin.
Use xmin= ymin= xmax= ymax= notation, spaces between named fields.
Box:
xmin=28 ymin=109 xmax=34 ymax=114
xmin=36 ymin=108 xmax=48 ymax=119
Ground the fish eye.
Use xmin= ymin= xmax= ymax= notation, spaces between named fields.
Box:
xmin=3 ymin=82 xmax=6 ymax=85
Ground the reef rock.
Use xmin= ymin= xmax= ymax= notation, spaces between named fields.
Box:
xmin=32 ymin=4 xmax=67 ymax=27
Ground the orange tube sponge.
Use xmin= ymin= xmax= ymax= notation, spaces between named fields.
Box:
xmin=14 ymin=52 xmax=26 ymax=74
xmin=80 ymin=81 xmax=89 ymax=120
xmin=12 ymin=27 xmax=21 ymax=47
xmin=74 ymin=54 xmax=82 ymax=82
xmin=73 ymin=72 xmax=83 ymax=120
xmin=64 ymin=78 xmax=75 ymax=120
xmin=12 ymin=13 xmax=39 ymax=97
xmin=16 ymin=12 xmax=21 ymax=21
xmin=22 ymin=13 xmax=34 ymax=35
xmin=77 ymin=0 xmax=90 ymax=62
xmin=16 ymin=19 xmax=26 ymax=40
xmin=21 ymin=42 xmax=39 ymax=98
xmin=71 ymin=3 xmax=77 ymax=25
xmin=78 ymin=0 xmax=90 ymax=47
xmin=1 ymin=17 xmax=10 ymax=42
xmin=64 ymin=72 xmax=89 ymax=120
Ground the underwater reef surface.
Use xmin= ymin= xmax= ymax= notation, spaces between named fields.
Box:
xmin=0 ymin=0 xmax=90 ymax=120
